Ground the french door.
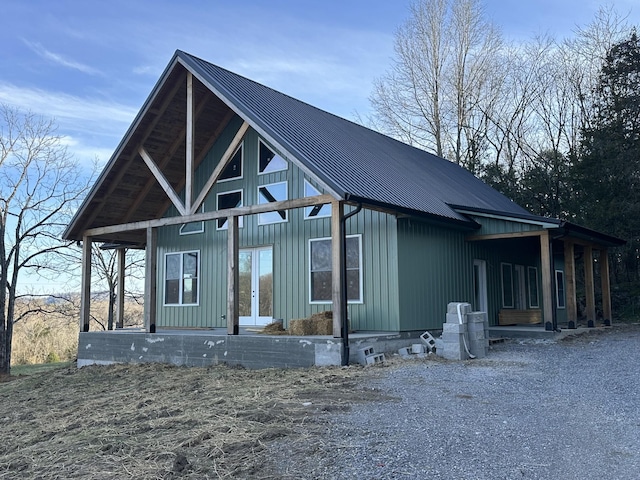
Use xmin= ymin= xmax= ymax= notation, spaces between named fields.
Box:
xmin=239 ymin=247 xmax=273 ymax=326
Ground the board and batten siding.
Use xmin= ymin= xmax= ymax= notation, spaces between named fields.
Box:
xmin=155 ymin=120 xmax=401 ymax=331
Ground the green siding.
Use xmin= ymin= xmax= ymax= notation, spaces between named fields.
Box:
xmin=469 ymin=215 xmax=545 ymax=236
xmin=156 ymin=122 xmax=400 ymax=331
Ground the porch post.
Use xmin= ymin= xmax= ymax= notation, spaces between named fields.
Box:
xmin=331 ymin=201 xmax=345 ymax=338
xmin=540 ymin=231 xmax=554 ymax=330
xmin=564 ymin=240 xmax=578 ymax=329
xmin=115 ymin=248 xmax=126 ymax=329
xmin=227 ymin=215 xmax=239 ymax=335
xmin=144 ymin=227 xmax=157 ymax=333
xmin=600 ymin=249 xmax=612 ymax=326
xmin=80 ymin=235 xmax=92 ymax=332
xmin=584 ymin=245 xmax=596 ymax=327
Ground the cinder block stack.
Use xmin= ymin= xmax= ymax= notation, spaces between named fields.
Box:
xmin=441 ymin=302 xmax=472 ymax=360
xmin=466 ymin=311 xmax=489 ymax=358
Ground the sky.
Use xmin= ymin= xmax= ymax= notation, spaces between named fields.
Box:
xmin=1 ymin=0 xmax=639 ymax=294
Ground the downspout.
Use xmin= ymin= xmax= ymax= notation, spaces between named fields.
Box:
xmin=340 ymin=201 xmax=362 ymax=366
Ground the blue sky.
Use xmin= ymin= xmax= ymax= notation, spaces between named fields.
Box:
xmin=2 ymin=0 xmax=639 ymax=170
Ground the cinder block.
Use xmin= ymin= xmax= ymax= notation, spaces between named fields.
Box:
xmin=398 ymin=347 xmax=411 ymax=357
xmin=446 ymin=313 xmax=466 ymax=324
xmin=442 ymin=342 xmax=468 ymax=360
xmin=357 ymin=346 xmax=375 ymax=365
xmin=420 ymin=331 xmax=437 ymax=352
xmin=411 ymin=344 xmax=425 ymax=354
xmin=447 ymin=302 xmax=472 ymax=315
xmin=467 ymin=330 xmax=485 ymax=342
xmin=443 ymin=323 xmax=466 ymax=334
xmin=442 ymin=332 xmax=465 ymax=343
xmin=364 ymin=353 xmax=385 ymax=365
xmin=467 ymin=311 xmax=487 ymax=323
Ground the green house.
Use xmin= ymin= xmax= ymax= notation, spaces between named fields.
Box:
xmin=64 ymin=51 xmax=624 ymax=367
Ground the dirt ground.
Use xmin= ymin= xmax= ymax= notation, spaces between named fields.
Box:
xmin=0 ymin=359 xmax=391 ymax=479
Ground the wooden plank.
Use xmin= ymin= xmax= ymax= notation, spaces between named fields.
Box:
xmin=331 ymin=201 xmax=345 ymax=338
xmin=584 ymin=245 xmax=596 ymax=326
xmin=227 ymin=215 xmax=239 ymax=335
xmin=185 ymin=72 xmax=194 ymax=213
xmin=144 ymin=227 xmax=157 ymax=333
xmin=564 ymin=240 xmax=577 ymax=328
xmin=498 ymin=309 xmax=542 ymax=325
xmin=85 ymin=194 xmax=335 ymax=236
xmin=139 ymin=147 xmax=186 ymax=216
xmin=539 ymin=231 xmax=553 ymax=328
xmin=191 ymin=121 xmax=249 ymax=214
xmin=116 ymin=248 xmax=126 ymax=329
xmin=600 ymin=248 xmax=612 ymax=325
xmin=467 ymin=230 xmax=546 ymax=241
xmin=80 ymin=235 xmax=92 ymax=332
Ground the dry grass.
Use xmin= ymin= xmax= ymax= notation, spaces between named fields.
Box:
xmin=0 ymin=361 xmax=391 ymax=479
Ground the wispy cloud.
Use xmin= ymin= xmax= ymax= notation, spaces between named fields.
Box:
xmin=22 ymin=39 xmax=102 ymax=76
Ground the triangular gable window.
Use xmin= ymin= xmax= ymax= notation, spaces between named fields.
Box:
xmin=304 ymin=179 xmax=331 ymax=219
xmin=217 ymin=190 xmax=243 ymax=229
xmin=259 ymin=140 xmax=287 ymax=174
xmin=219 ymin=144 xmax=243 ymax=181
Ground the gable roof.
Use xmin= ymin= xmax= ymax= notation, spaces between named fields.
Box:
xmin=64 ymin=50 xmax=531 ymax=242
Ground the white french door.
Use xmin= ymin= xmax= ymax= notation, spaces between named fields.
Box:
xmin=239 ymin=247 xmax=273 ymax=326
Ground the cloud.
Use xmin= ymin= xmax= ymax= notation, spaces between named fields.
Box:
xmin=22 ymin=39 xmax=102 ymax=76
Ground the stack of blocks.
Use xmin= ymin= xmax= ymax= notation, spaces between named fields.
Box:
xmin=441 ymin=302 xmax=489 ymax=360
xmin=356 ymin=345 xmax=385 ymax=366
xmin=466 ymin=311 xmax=489 ymax=358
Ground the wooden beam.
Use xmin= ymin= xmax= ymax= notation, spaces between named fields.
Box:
xmin=144 ymin=227 xmax=157 ymax=333
xmin=227 ymin=215 xmax=239 ymax=335
xmin=584 ymin=245 xmax=596 ymax=327
xmin=139 ymin=147 xmax=186 ymax=216
xmin=467 ymin=230 xmax=547 ymax=242
xmin=80 ymin=235 xmax=92 ymax=332
xmin=564 ymin=240 xmax=578 ymax=329
xmin=85 ymin=194 xmax=335 ymax=237
xmin=600 ymin=248 xmax=612 ymax=326
xmin=540 ymin=231 xmax=554 ymax=329
xmin=331 ymin=201 xmax=345 ymax=338
xmin=185 ymin=72 xmax=194 ymax=213
xmin=191 ymin=121 xmax=249 ymax=214
xmin=116 ymin=248 xmax=126 ymax=329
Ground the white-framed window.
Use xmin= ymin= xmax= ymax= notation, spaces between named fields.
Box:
xmin=528 ymin=266 xmax=539 ymax=308
xmin=164 ymin=251 xmax=199 ymax=306
xmin=501 ymin=262 xmax=514 ymax=308
xmin=304 ymin=179 xmax=331 ymax=219
xmin=217 ymin=189 xmax=243 ymax=230
xmin=258 ymin=139 xmax=287 ymax=174
xmin=218 ymin=143 xmax=243 ymax=182
xmin=556 ymin=270 xmax=566 ymax=309
xmin=258 ymin=181 xmax=288 ymax=225
xmin=309 ymin=235 xmax=362 ymax=304
xmin=179 ymin=204 xmax=204 ymax=235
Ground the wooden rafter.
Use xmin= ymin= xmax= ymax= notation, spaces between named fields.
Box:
xmin=185 ymin=72 xmax=194 ymax=213
xmin=139 ymin=147 xmax=186 ymax=215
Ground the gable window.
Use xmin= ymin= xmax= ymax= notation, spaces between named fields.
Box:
xmin=165 ymin=251 xmax=199 ymax=305
xmin=179 ymin=204 xmax=204 ymax=235
xmin=258 ymin=139 xmax=287 ymax=174
xmin=556 ymin=270 xmax=566 ymax=309
xmin=309 ymin=235 xmax=362 ymax=303
xmin=219 ymin=144 xmax=243 ymax=181
xmin=258 ymin=181 xmax=288 ymax=224
xmin=304 ymin=179 xmax=331 ymax=219
xmin=501 ymin=263 xmax=514 ymax=308
xmin=528 ymin=266 xmax=539 ymax=308
xmin=217 ymin=190 xmax=243 ymax=230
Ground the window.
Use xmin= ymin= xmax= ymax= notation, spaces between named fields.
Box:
xmin=258 ymin=181 xmax=288 ymax=224
xmin=556 ymin=270 xmax=566 ymax=309
xmin=304 ymin=179 xmax=331 ymax=219
xmin=219 ymin=144 xmax=243 ymax=181
xmin=527 ymin=266 xmax=539 ymax=308
xmin=165 ymin=251 xmax=199 ymax=305
xmin=179 ymin=205 xmax=204 ymax=235
xmin=309 ymin=235 xmax=362 ymax=303
xmin=501 ymin=263 xmax=514 ymax=308
xmin=258 ymin=139 xmax=287 ymax=174
xmin=217 ymin=190 xmax=243 ymax=230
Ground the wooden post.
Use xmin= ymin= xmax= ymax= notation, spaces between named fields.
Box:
xmin=584 ymin=245 xmax=596 ymax=327
xmin=116 ymin=248 xmax=126 ymax=329
xmin=185 ymin=72 xmax=194 ymax=213
xmin=540 ymin=231 xmax=554 ymax=330
xmin=564 ymin=240 xmax=578 ymax=329
xmin=144 ymin=227 xmax=157 ymax=333
xmin=80 ymin=235 xmax=92 ymax=332
xmin=227 ymin=215 xmax=239 ymax=335
xmin=600 ymin=249 xmax=612 ymax=326
xmin=331 ymin=201 xmax=345 ymax=338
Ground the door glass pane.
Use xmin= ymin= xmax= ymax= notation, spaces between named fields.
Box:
xmin=258 ymin=249 xmax=273 ymax=317
xmin=239 ymin=251 xmax=252 ymax=317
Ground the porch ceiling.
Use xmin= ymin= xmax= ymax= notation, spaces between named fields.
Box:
xmin=65 ymin=63 xmax=235 ymax=245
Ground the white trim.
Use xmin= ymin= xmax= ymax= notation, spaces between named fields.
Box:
xmin=217 ymin=142 xmax=244 ymax=183
xmin=216 ymin=189 xmax=244 ymax=230
xmin=163 ymin=250 xmax=200 ymax=306
xmin=501 ymin=262 xmax=514 ymax=308
xmin=257 ymin=138 xmax=288 ymax=175
xmin=555 ymin=269 xmax=566 ymax=309
xmin=527 ymin=266 xmax=540 ymax=308
xmin=309 ymin=234 xmax=363 ymax=304
xmin=258 ymin=181 xmax=288 ymax=225
xmin=455 ymin=208 xmax=558 ymax=229
xmin=304 ymin=179 xmax=331 ymax=219
xmin=179 ymin=205 xmax=204 ymax=235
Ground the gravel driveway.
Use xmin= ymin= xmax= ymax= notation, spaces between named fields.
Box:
xmin=273 ymin=324 xmax=640 ymax=479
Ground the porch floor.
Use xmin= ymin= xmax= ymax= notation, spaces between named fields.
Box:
xmin=489 ymin=323 xmax=607 ymax=340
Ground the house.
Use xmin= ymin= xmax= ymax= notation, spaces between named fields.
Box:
xmin=63 ymin=50 xmax=624 ymax=368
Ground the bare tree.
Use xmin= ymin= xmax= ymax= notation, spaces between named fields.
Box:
xmin=0 ymin=105 xmax=93 ymax=374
